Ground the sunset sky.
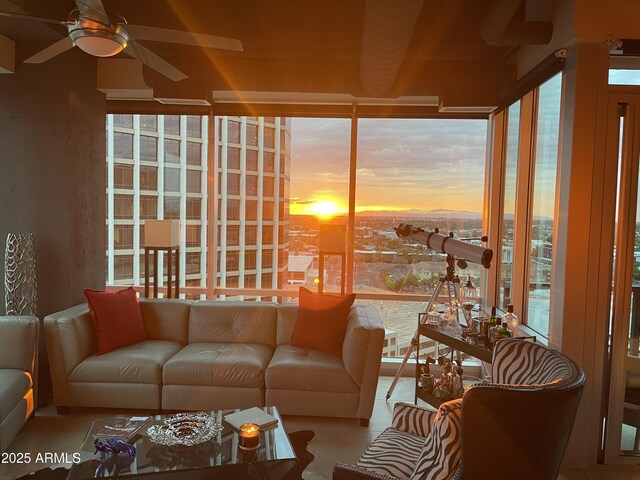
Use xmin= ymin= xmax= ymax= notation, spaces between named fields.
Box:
xmin=288 ymin=118 xmax=488 ymax=216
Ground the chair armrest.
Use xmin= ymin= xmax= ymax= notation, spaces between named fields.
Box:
xmin=333 ymin=463 xmax=400 ymax=480
xmin=44 ymin=304 xmax=96 ymax=406
xmin=392 ymin=402 xmax=437 ymax=437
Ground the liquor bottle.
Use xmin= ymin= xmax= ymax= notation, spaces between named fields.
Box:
xmin=489 ymin=306 xmax=498 ymax=327
xmin=502 ymin=304 xmax=519 ymax=337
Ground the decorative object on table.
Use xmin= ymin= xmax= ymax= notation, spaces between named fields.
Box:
xmin=223 ymin=406 xmax=279 ymax=431
xmin=4 ymin=232 xmax=38 ymax=316
xmin=144 ymin=219 xmax=181 ymax=298
xmin=93 ymin=438 xmax=136 ymax=478
xmin=489 ymin=319 xmax=512 ymax=347
xmin=442 ymin=303 xmax=462 ymax=337
xmin=502 ymin=304 xmax=519 ymax=336
xmin=387 ymin=224 xmax=492 ymax=399
xmin=461 ymin=276 xmax=480 ymax=315
xmin=238 ymin=423 xmax=260 ymax=450
xmin=146 ymin=440 xmax=216 ymax=469
xmin=429 ymin=356 xmax=465 ymax=402
xmin=417 ymin=355 xmax=436 ymax=392
xmin=424 ymin=304 xmax=440 ymax=326
xmin=93 ymin=415 xmax=150 ymax=439
xmin=147 ymin=411 xmax=221 ymax=446
xmin=420 ymin=373 xmax=435 ymax=393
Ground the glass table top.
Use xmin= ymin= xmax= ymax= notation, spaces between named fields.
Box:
xmin=67 ymin=406 xmax=296 ymax=479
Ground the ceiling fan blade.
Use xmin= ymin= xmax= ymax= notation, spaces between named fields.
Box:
xmin=75 ymin=0 xmax=109 ymax=24
xmin=24 ymin=36 xmax=75 ymax=63
xmin=125 ymin=40 xmax=188 ymax=82
xmin=124 ymin=24 xmax=243 ymax=52
xmin=0 ymin=10 xmax=69 ymax=26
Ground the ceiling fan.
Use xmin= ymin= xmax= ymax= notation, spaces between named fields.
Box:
xmin=0 ymin=0 xmax=243 ymax=81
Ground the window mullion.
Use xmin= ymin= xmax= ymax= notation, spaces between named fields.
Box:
xmin=513 ymin=90 xmax=538 ymax=325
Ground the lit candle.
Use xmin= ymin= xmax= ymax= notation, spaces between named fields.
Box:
xmin=239 ymin=423 xmax=260 ymax=450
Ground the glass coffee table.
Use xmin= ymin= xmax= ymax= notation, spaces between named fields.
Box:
xmin=67 ymin=406 xmax=296 ymax=480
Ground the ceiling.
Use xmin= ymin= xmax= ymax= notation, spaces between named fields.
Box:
xmin=0 ymin=0 xmax=558 ymax=110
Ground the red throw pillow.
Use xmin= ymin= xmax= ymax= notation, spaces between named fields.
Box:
xmin=291 ymin=287 xmax=356 ymax=357
xmin=84 ymin=287 xmax=148 ymax=355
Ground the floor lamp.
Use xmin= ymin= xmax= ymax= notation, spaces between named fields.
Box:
xmin=318 ymin=224 xmax=347 ymax=295
xmin=144 ymin=220 xmax=181 ymax=298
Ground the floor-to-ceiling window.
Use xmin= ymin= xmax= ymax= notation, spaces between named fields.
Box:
xmin=499 ymin=101 xmax=520 ymax=309
xmin=355 ymin=118 xmax=488 ymax=357
xmin=493 ymin=72 xmax=563 ymax=338
xmin=106 ymin=110 xmax=489 ymax=359
xmin=106 ymin=114 xmax=208 ymax=298
xmin=527 ymin=74 xmax=562 ymax=336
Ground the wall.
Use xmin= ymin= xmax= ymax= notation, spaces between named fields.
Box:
xmin=0 ymin=46 xmax=105 ymax=375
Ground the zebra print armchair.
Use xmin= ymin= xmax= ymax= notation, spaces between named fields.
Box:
xmin=333 ymin=338 xmax=585 ymax=480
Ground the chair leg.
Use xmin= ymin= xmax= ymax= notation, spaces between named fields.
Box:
xmin=360 ymin=418 xmax=369 ymax=427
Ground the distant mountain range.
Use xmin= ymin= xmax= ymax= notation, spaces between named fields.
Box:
xmin=291 ymin=208 xmax=553 ymax=221
xmin=355 ymin=208 xmax=483 ymax=219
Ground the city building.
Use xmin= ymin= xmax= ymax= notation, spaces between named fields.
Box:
xmin=287 ymin=255 xmax=313 ymax=286
xmin=106 ymin=114 xmax=291 ymax=296
xmin=215 ymin=116 xmax=291 ymax=295
xmin=106 ymin=114 xmax=208 ymax=291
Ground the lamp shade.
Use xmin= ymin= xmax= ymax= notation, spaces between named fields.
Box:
xmin=319 ymin=224 xmax=346 ymax=253
xmin=145 ymin=220 xmax=180 ymax=247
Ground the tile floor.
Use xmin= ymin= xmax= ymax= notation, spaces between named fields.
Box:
xmin=1 ymin=377 xmax=639 ymax=479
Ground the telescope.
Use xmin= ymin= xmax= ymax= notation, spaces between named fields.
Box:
xmin=395 ymin=223 xmax=493 ymax=269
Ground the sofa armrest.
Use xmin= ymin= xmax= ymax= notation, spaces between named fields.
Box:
xmin=341 ymin=304 xmax=384 ymax=421
xmin=0 ymin=316 xmax=38 ymax=373
xmin=333 ymin=463 xmax=400 ymax=480
xmin=392 ymin=402 xmax=437 ymax=437
xmin=44 ymin=304 xmax=96 ymax=406
xmin=342 ymin=305 xmax=384 ymax=385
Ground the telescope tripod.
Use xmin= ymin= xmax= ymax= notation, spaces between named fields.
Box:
xmin=385 ymin=254 xmax=472 ymax=400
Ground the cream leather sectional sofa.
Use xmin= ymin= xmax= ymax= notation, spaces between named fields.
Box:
xmin=44 ymin=299 xmax=384 ymax=425
xmin=0 ymin=316 xmax=38 ymax=452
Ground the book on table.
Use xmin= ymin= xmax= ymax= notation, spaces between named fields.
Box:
xmin=93 ymin=415 xmax=150 ymax=439
xmin=223 ymin=407 xmax=279 ymax=431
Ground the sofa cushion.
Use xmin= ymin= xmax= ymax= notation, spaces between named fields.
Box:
xmin=163 ymin=343 xmax=273 ymax=388
xmin=291 ymin=287 xmax=355 ymax=357
xmin=265 ymin=344 xmax=359 ymax=394
xmin=140 ymin=298 xmax=192 ymax=343
xmin=189 ymin=302 xmax=277 ymax=346
xmin=69 ymin=340 xmax=182 ymax=384
xmin=357 ymin=426 xmax=425 ymax=479
xmin=84 ymin=287 xmax=147 ymax=355
xmin=0 ymin=369 xmax=32 ymax=420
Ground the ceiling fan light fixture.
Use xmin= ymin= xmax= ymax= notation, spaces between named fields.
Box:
xmin=73 ymin=32 xmax=127 ymax=57
xmin=68 ymin=15 xmax=129 ymax=58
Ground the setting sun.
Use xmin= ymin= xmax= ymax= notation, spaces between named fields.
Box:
xmin=291 ymin=199 xmax=347 ymax=218
xmin=309 ymin=200 xmax=341 ymax=218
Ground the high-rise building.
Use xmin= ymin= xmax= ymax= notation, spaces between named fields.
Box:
xmin=105 ymin=114 xmax=290 ymax=296
xmin=215 ymin=116 xmax=290 ymax=296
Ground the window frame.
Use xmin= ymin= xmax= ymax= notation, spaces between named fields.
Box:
xmin=488 ymin=72 xmax=564 ymax=338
